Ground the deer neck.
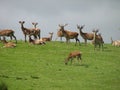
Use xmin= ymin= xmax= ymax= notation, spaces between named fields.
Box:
xmin=79 ymin=28 xmax=84 ymax=36
xmin=111 ymin=37 xmax=113 ymax=44
xmin=49 ymin=35 xmax=53 ymax=40
xmin=93 ymin=32 xmax=96 ymax=42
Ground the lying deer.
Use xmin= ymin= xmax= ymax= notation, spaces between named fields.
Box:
xmin=65 ymin=51 xmax=82 ymax=65
xmin=42 ymin=32 xmax=53 ymax=42
xmin=29 ymin=36 xmax=46 ymax=45
xmin=0 ymin=37 xmax=16 ymax=48
xmin=111 ymin=37 xmax=120 ymax=47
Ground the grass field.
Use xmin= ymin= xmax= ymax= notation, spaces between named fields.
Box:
xmin=0 ymin=41 xmax=120 ymax=90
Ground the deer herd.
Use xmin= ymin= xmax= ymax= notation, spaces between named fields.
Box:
xmin=0 ymin=21 xmax=119 ymax=65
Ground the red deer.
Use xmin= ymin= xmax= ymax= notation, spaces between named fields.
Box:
xmin=55 ymin=29 xmax=65 ymax=42
xmin=0 ymin=37 xmax=16 ymax=48
xmin=32 ymin=22 xmax=41 ymax=39
xmin=42 ymin=32 xmax=53 ymax=42
xmin=19 ymin=21 xmax=38 ymax=42
xmin=65 ymin=51 xmax=82 ymax=65
xmin=111 ymin=37 xmax=120 ymax=47
xmin=77 ymin=25 xmax=94 ymax=45
xmin=59 ymin=24 xmax=80 ymax=45
xmin=0 ymin=29 xmax=17 ymax=43
xmin=29 ymin=36 xmax=46 ymax=45
xmin=92 ymin=29 xmax=104 ymax=50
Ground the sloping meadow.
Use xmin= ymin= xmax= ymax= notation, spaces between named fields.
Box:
xmin=0 ymin=41 xmax=120 ymax=90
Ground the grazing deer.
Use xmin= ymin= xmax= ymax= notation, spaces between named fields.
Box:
xmin=19 ymin=21 xmax=37 ymax=42
xmin=42 ymin=32 xmax=53 ymax=42
xmin=1 ymin=37 xmax=16 ymax=48
xmin=0 ymin=29 xmax=17 ymax=43
xmin=77 ymin=25 xmax=94 ymax=45
xmin=92 ymin=29 xmax=104 ymax=50
xmin=32 ymin=22 xmax=41 ymax=39
xmin=111 ymin=37 xmax=120 ymax=47
xmin=59 ymin=24 xmax=80 ymax=45
xmin=65 ymin=51 xmax=82 ymax=65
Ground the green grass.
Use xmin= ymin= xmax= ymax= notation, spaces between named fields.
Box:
xmin=0 ymin=41 xmax=120 ymax=90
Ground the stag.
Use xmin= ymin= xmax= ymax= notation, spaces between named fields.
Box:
xmin=58 ymin=24 xmax=80 ymax=45
xmin=19 ymin=21 xmax=38 ymax=42
xmin=0 ymin=29 xmax=17 ymax=43
xmin=77 ymin=25 xmax=94 ymax=45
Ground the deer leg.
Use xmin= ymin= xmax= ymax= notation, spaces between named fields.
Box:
xmin=34 ymin=35 xmax=37 ymax=39
xmin=60 ymin=37 xmax=62 ymax=42
xmin=25 ymin=35 xmax=27 ymax=42
xmin=10 ymin=36 xmax=12 ymax=40
xmin=85 ymin=39 xmax=87 ymax=45
xmin=12 ymin=35 xmax=17 ymax=43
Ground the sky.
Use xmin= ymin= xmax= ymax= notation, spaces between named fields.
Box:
xmin=0 ymin=0 xmax=120 ymax=43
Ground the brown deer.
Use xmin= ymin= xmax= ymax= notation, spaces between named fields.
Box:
xmin=0 ymin=29 xmax=17 ymax=43
xmin=19 ymin=21 xmax=38 ymax=42
xmin=42 ymin=32 xmax=54 ymax=42
xmin=92 ymin=29 xmax=104 ymax=50
xmin=29 ymin=36 xmax=46 ymax=45
xmin=55 ymin=29 xmax=65 ymax=42
xmin=32 ymin=22 xmax=41 ymax=39
xmin=77 ymin=25 xmax=94 ymax=45
xmin=59 ymin=24 xmax=80 ymax=45
xmin=1 ymin=37 xmax=16 ymax=48
xmin=65 ymin=51 xmax=82 ymax=65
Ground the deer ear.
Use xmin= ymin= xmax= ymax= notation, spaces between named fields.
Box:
xmin=36 ymin=22 xmax=38 ymax=25
xmin=58 ymin=24 xmax=61 ymax=27
xmin=83 ymin=25 xmax=85 ymax=27
xmin=32 ymin=22 xmax=34 ymax=25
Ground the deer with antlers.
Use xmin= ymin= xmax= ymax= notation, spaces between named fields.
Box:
xmin=92 ymin=29 xmax=104 ymax=50
xmin=32 ymin=22 xmax=41 ymax=39
xmin=0 ymin=29 xmax=17 ymax=43
xmin=19 ymin=21 xmax=38 ymax=42
xmin=58 ymin=24 xmax=80 ymax=45
xmin=77 ymin=25 xmax=94 ymax=45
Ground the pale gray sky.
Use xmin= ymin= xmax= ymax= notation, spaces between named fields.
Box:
xmin=0 ymin=0 xmax=120 ymax=43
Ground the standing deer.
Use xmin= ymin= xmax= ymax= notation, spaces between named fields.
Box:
xmin=32 ymin=22 xmax=41 ymax=39
xmin=0 ymin=29 xmax=17 ymax=43
xmin=92 ymin=29 xmax=104 ymax=50
xmin=77 ymin=25 xmax=94 ymax=45
xmin=42 ymin=32 xmax=54 ymax=42
xmin=58 ymin=24 xmax=80 ymax=45
xmin=55 ymin=29 xmax=64 ymax=42
xmin=19 ymin=21 xmax=37 ymax=42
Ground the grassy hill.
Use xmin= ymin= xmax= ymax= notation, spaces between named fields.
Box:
xmin=0 ymin=41 xmax=120 ymax=90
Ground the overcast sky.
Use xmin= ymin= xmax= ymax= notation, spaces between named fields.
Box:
xmin=0 ymin=0 xmax=120 ymax=43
